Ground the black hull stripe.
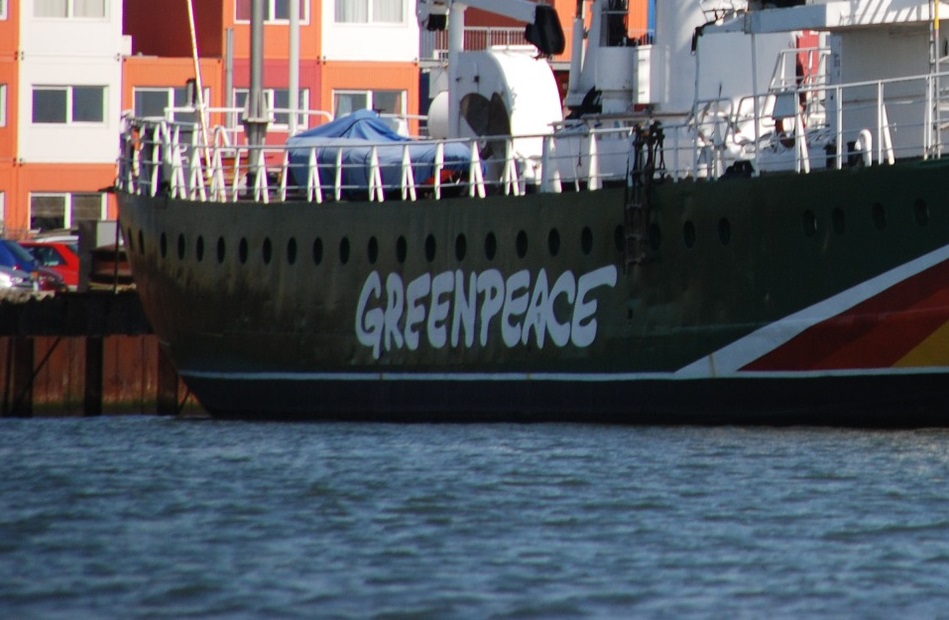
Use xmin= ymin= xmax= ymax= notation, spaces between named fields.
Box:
xmin=185 ymin=373 xmax=949 ymax=426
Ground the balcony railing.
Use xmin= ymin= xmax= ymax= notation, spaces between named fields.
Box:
xmin=420 ymin=27 xmax=529 ymax=62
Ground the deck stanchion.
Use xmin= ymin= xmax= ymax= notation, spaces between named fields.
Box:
xmin=401 ymin=143 xmax=417 ymax=201
xmin=501 ymin=139 xmax=520 ymax=196
xmin=307 ymin=148 xmax=323 ymax=203
xmin=368 ymin=146 xmax=384 ymax=202
xmin=334 ymin=149 xmax=343 ymax=201
xmin=434 ymin=142 xmax=444 ymax=200
xmin=587 ymin=131 xmax=601 ymax=190
xmin=468 ymin=141 xmax=485 ymax=198
xmin=279 ymin=151 xmax=290 ymax=201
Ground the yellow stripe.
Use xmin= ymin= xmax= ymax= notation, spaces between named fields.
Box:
xmin=895 ymin=319 xmax=949 ymax=367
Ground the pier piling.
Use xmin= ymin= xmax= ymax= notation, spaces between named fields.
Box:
xmin=1 ymin=292 xmax=199 ymax=417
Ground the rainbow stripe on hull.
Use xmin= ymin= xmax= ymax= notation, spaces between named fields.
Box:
xmin=682 ymin=244 xmax=949 ymax=376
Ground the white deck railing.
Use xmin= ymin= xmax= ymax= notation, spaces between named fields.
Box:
xmin=116 ymin=70 xmax=949 ymax=204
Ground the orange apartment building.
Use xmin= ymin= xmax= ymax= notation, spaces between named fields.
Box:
xmin=123 ymin=0 xmax=421 ymax=140
xmin=1 ymin=0 xmax=126 ymax=239
xmin=0 ymin=0 xmax=16 ymax=232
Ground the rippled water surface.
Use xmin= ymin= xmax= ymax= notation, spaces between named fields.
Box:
xmin=2 ymin=418 xmax=949 ymax=618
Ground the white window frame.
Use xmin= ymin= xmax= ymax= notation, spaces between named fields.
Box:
xmin=34 ymin=0 xmax=108 ymax=19
xmin=234 ymin=0 xmax=309 ymax=24
xmin=1 ymin=0 xmax=8 ymax=20
xmin=133 ymin=86 xmax=210 ymax=121
xmin=234 ymin=87 xmax=310 ymax=130
xmin=29 ymin=192 xmax=106 ymax=231
xmin=334 ymin=0 xmax=405 ymax=24
xmin=0 ymin=84 xmax=6 ymax=127
xmin=32 ymin=85 xmax=107 ymax=125
xmin=333 ymin=88 xmax=405 ymax=118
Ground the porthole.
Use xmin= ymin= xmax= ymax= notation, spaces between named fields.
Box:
xmin=802 ymin=210 xmax=817 ymax=237
xmin=239 ymin=238 xmax=248 ymax=264
xmin=648 ymin=223 xmax=662 ymax=252
xmin=312 ymin=238 xmax=323 ymax=265
xmin=581 ymin=227 xmax=593 ymax=255
xmin=368 ymin=237 xmax=379 ymax=265
xmin=914 ymin=199 xmax=930 ymax=226
xmin=425 ymin=234 xmax=436 ymax=263
xmin=396 ymin=236 xmax=407 ymax=264
xmin=832 ymin=208 xmax=846 ymax=235
xmin=718 ymin=218 xmax=731 ymax=246
xmin=196 ymin=236 xmax=205 ymax=262
xmin=160 ymin=232 xmax=167 ymax=258
xmin=614 ymin=225 xmax=625 ymax=253
xmin=683 ymin=221 xmax=696 ymax=248
xmin=287 ymin=238 xmax=297 ymax=265
xmin=217 ymin=237 xmax=226 ymax=263
xmin=455 ymin=234 xmax=467 ymax=262
xmin=340 ymin=237 xmax=350 ymax=264
xmin=548 ymin=229 xmax=560 ymax=256
xmin=516 ymin=230 xmax=528 ymax=259
xmin=262 ymin=238 xmax=272 ymax=264
xmin=485 ymin=232 xmax=497 ymax=261
xmin=138 ymin=230 xmax=145 ymax=255
xmin=177 ymin=234 xmax=185 ymax=260
xmin=872 ymin=203 xmax=887 ymax=231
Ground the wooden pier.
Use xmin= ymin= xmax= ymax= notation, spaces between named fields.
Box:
xmin=1 ymin=291 xmax=200 ymax=417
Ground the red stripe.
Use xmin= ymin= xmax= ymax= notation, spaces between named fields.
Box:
xmin=744 ymin=258 xmax=949 ymax=371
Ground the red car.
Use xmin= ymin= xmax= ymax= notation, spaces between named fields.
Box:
xmin=19 ymin=241 xmax=80 ymax=291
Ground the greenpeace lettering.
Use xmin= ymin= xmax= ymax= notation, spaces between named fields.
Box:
xmin=355 ymin=266 xmax=618 ymax=359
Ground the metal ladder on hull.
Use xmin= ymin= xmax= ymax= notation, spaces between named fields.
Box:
xmin=625 ymin=123 xmax=663 ymax=270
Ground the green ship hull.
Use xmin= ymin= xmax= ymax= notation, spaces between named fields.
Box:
xmin=116 ymin=158 xmax=949 ymax=424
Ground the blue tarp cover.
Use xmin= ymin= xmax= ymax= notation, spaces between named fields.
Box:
xmin=287 ymin=110 xmax=473 ymax=196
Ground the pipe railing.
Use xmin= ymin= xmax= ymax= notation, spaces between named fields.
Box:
xmin=117 ymin=69 xmax=949 ymax=204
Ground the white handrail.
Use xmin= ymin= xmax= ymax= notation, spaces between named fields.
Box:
xmin=116 ymin=68 xmax=949 ymax=205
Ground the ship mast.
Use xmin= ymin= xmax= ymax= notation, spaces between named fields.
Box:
xmin=186 ymin=0 xmax=212 ymax=171
xmin=243 ymin=0 xmax=268 ymax=150
xmin=289 ymin=0 xmax=300 ymax=136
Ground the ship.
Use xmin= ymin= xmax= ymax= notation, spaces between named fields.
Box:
xmin=115 ymin=0 xmax=949 ymax=425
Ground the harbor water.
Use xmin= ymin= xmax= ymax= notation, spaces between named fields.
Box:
xmin=2 ymin=418 xmax=949 ymax=618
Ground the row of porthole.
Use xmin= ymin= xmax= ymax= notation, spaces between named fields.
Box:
xmin=802 ymin=202 xmax=929 ymax=238
xmin=682 ymin=201 xmax=931 ymax=248
xmin=130 ymin=201 xmax=932 ymax=263
xmin=132 ymin=225 xmax=627 ymax=266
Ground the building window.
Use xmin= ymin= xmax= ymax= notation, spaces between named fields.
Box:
xmin=1 ymin=0 xmax=7 ymax=20
xmin=335 ymin=0 xmax=404 ymax=24
xmin=34 ymin=0 xmax=107 ymax=18
xmin=30 ymin=193 xmax=105 ymax=232
xmin=134 ymin=86 xmax=208 ymax=123
xmin=334 ymin=89 xmax=404 ymax=118
xmin=235 ymin=0 xmax=308 ymax=23
xmin=32 ymin=86 xmax=106 ymax=124
xmin=0 ymin=84 xmax=6 ymax=127
xmin=234 ymin=88 xmax=310 ymax=129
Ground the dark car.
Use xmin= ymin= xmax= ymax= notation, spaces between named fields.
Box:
xmin=19 ymin=241 xmax=80 ymax=291
xmin=0 ymin=265 xmax=38 ymax=291
xmin=0 ymin=239 xmax=67 ymax=292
